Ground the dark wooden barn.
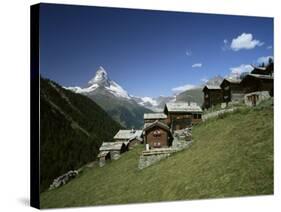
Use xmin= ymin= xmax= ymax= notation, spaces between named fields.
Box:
xmin=220 ymin=78 xmax=243 ymax=103
xmin=240 ymin=74 xmax=273 ymax=96
xmin=163 ymin=102 xmax=202 ymax=131
xmin=202 ymin=85 xmax=223 ymax=109
xmin=143 ymin=121 xmax=173 ymax=149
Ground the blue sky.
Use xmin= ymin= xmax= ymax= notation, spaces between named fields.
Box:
xmin=40 ymin=4 xmax=273 ymax=97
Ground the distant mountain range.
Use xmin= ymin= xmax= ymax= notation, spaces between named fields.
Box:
xmin=66 ymin=67 xmax=224 ymax=118
xmin=132 ymin=95 xmax=176 ymax=112
xmin=40 ymin=77 xmax=122 ymax=191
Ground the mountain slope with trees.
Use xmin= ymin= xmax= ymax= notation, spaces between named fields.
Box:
xmin=40 ymin=77 xmax=122 ymax=191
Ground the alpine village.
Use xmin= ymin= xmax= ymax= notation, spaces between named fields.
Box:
xmin=40 ymin=59 xmax=273 ymax=208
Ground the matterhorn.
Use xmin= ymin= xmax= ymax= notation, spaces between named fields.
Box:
xmin=66 ymin=66 xmax=151 ymax=128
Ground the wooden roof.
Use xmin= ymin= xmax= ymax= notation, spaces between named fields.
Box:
xmin=164 ymin=102 xmax=202 ymax=113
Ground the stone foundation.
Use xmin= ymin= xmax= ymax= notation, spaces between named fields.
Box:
xmin=244 ymin=91 xmax=271 ymax=107
xmin=110 ymin=151 xmax=121 ymax=160
xmin=138 ymin=153 xmax=171 ymax=169
xmin=138 ymin=141 xmax=193 ymax=170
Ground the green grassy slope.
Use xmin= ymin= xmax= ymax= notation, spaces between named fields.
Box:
xmin=40 ymin=101 xmax=273 ymax=208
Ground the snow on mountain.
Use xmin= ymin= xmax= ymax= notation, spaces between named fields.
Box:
xmin=66 ymin=66 xmax=131 ymax=99
xmin=139 ymin=97 xmax=158 ymax=107
xmin=66 ymin=66 xmax=177 ymax=111
xmin=105 ymin=81 xmax=130 ymax=99
xmin=88 ymin=66 xmax=110 ymax=86
xmin=132 ymin=95 xmax=176 ymax=112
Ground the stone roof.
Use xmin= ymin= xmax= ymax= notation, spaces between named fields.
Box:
xmin=97 ymin=151 xmax=110 ymax=158
xmin=165 ymin=102 xmax=202 ymax=113
xmin=251 ymin=65 xmax=266 ymax=71
xmin=247 ymin=74 xmax=273 ymax=80
xmin=128 ymin=135 xmax=143 ymax=142
xmin=144 ymin=113 xmax=167 ymax=120
xmin=113 ymin=129 xmax=143 ymax=140
xmin=99 ymin=142 xmax=124 ymax=151
xmin=203 ymin=85 xmax=221 ymax=90
xmin=223 ymin=78 xmax=242 ymax=84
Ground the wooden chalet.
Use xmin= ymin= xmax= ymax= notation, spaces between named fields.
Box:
xmin=143 ymin=121 xmax=173 ymax=149
xmin=240 ymin=74 xmax=273 ymax=96
xmin=220 ymin=78 xmax=243 ymax=103
xmin=144 ymin=113 xmax=168 ymax=124
xmin=202 ymin=85 xmax=223 ymax=109
xmin=163 ymin=102 xmax=202 ymax=131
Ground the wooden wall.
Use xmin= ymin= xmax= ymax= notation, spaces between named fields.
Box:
xmin=203 ymin=89 xmax=223 ymax=109
xmin=242 ymin=78 xmax=273 ymax=95
xmin=145 ymin=127 xmax=169 ymax=148
xmin=221 ymin=82 xmax=244 ymax=102
xmin=167 ymin=113 xmax=201 ymax=129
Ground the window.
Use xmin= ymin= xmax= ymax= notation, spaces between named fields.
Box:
xmin=153 ymin=130 xmax=161 ymax=137
xmin=193 ymin=114 xmax=197 ymax=119
xmin=153 ymin=142 xmax=161 ymax=147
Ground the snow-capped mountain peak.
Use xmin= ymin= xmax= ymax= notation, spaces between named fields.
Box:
xmin=88 ymin=66 xmax=109 ymax=86
xmin=66 ymin=66 xmax=177 ymax=110
xmin=66 ymin=66 xmax=131 ymax=99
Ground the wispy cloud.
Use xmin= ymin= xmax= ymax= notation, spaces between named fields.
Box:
xmin=226 ymin=55 xmax=274 ymax=79
xmin=172 ymin=84 xmax=197 ymax=94
xmin=185 ymin=49 xmax=192 ymax=56
xmin=226 ymin=64 xmax=253 ymax=79
xmin=192 ymin=63 xmax=202 ymax=68
xmin=230 ymin=64 xmax=253 ymax=75
xmin=221 ymin=39 xmax=229 ymax=51
xmin=230 ymin=33 xmax=264 ymax=51
xmin=267 ymin=45 xmax=272 ymax=49
xmin=200 ymin=78 xmax=208 ymax=83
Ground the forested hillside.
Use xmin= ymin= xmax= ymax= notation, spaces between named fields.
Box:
xmin=40 ymin=77 xmax=122 ymax=191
